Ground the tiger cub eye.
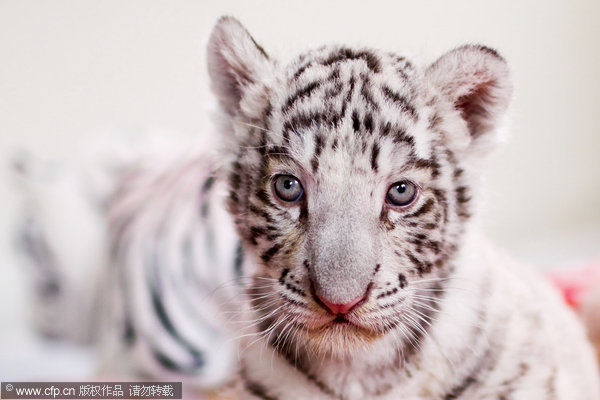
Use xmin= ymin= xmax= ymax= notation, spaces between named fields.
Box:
xmin=386 ymin=181 xmax=417 ymax=207
xmin=273 ymin=175 xmax=304 ymax=202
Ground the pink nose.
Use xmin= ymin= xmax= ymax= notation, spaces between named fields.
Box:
xmin=317 ymin=294 xmax=365 ymax=315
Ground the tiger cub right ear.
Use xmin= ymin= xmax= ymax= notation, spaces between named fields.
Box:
xmin=426 ymin=45 xmax=513 ymax=156
xmin=207 ymin=16 xmax=274 ymax=116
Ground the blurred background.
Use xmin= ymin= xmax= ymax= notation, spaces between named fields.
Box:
xmin=1 ymin=0 xmax=599 ymax=380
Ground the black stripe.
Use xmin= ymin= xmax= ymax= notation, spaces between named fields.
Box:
xmin=423 ymin=239 xmax=442 ymax=254
xmin=321 ymin=47 xmax=381 ymax=73
xmin=261 ymin=242 xmax=283 ymax=262
xmin=391 ymin=55 xmax=412 ymax=81
xmin=475 ymin=44 xmax=502 ymax=59
xmin=149 ymin=285 xmax=205 ymax=366
xmin=234 ymin=240 xmax=244 ymax=280
xmin=352 ymin=110 xmax=360 ymax=132
xmin=248 ymin=203 xmax=276 ymax=224
xmin=364 ymin=112 xmax=374 ymax=133
xmin=392 ymin=126 xmax=414 ymax=147
xmin=248 ymin=33 xmax=269 ymax=59
xmin=407 ymin=252 xmax=433 ymax=275
xmin=432 ymin=189 xmax=449 ymax=223
xmin=443 ymin=344 xmax=495 ymax=399
xmin=346 ymin=74 xmax=356 ymax=104
xmin=261 ymin=101 xmax=273 ymax=127
xmin=379 ymin=297 xmax=405 ymax=310
xmin=299 ymin=201 xmax=309 ymax=221
xmin=152 ymin=348 xmax=188 ymax=373
xmin=241 ymin=369 xmax=279 ymax=400
xmin=18 ymin=219 xmax=62 ymax=298
xmin=410 ymin=158 xmax=435 ymax=170
xmin=398 ymin=273 xmax=407 ymax=288
xmin=444 ymin=376 xmax=477 ymax=399
xmin=279 ymin=291 xmax=308 ymax=306
xmin=278 ymin=268 xmax=290 ymax=283
xmin=382 ymin=86 xmax=418 ymax=120
xmin=283 ymin=111 xmax=338 ymax=136
xmin=380 ymin=121 xmax=392 ymax=136
xmin=496 ymin=362 xmax=529 ymax=399
xmin=249 ymin=225 xmax=280 ymax=243
xmin=199 ymin=175 xmax=215 ymax=217
xmin=283 ymin=80 xmax=323 ymax=112
xmin=255 ymin=188 xmax=277 ymax=208
xmin=406 ymin=198 xmax=435 ymax=218
xmin=429 ymin=153 xmax=441 ymax=178
xmin=229 ymin=162 xmax=242 ymax=186
xmin=360 ymin=76 xmax=380 ymax=110
xmin=370 ymin=142 xmax=380 ymax=172
xmin=268 ymin=327 xmax=339 ymax=398
xmin=303 ymin=259 xmax=310 ymax=272
xmin=123 ymin=315 xmax=136 ymax=345
xmin=148 ymin=242 xmax=204 ymax=369
xmin=312 ymin=134 xmax=324 ymax=173
xmin=376 ymin=287 xmax=398 ymax=299
xmin=455 ymin=186 xmax=470 ymax=204
xmin=443 ymin=313 xmax=503 ymax=400
xmin=380 ymin=208 xmax=394 ymax=230
xmin=455 ymin=185 xmax=472 ymax=219
xmin=331 ymin=137 xmax=339 ymax=150
xmin=292 ymin=61 xmax=312 ymax=80
xmin=202 ymin=175 xmax=215 ymax=193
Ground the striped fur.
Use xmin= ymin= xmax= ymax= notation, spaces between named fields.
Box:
xmin=103 ymin=151 xmax=240 ymax=386
xmin=207 ymin=17 xmax=600 ymax=399
xmin=11 ymin=152 xmax=107 ymax=344
xmin=11 ymin=144 xmax=241 ymax=388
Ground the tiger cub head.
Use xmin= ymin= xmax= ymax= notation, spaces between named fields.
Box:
xmin=207 ymin=17 xmax=512 ymax=357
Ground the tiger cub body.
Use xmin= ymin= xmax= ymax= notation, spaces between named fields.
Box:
xmin=205 ymin=17 xmax=600 ymax=399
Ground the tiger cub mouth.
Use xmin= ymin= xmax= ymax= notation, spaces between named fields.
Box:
xmin=304 ymin=313 xmax=385 ymax=340
xmin=333 ymin=315 xmax=350 ymax=324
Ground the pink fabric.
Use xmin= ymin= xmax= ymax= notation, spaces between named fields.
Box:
xmin=547 ymin=260 xmax=600 ymax=309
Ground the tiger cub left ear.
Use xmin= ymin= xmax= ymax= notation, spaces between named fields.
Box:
xmin=426 ymin=45 xmax=513 ymax=149
xmin=207 ymin=16 xmax=274 ymax=117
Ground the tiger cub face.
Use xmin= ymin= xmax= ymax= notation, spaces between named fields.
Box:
xmin=207 ymin=17 xmax=512 ymax=357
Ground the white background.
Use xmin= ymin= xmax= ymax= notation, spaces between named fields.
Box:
xmin=0 ymin=0 xmax=599 ymax=378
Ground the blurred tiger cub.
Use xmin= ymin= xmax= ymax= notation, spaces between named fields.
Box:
xmin=204 ymin=17 xmax=600 ymax=399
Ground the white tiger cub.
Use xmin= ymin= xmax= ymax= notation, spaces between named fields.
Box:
xmin=12 ymin=15 xmax=599 ymax=399
xmin=205 ymin=17 xmax=600 ymax=399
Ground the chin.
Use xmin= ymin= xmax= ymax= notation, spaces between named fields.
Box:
xmin=299 ymin=318 xmax=386 ymax=358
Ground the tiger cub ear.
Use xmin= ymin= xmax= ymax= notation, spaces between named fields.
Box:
xmin=207 ymin=16 xmax=274 ymax=116
xmin=426 ymin=45 xmax=513 ymax=153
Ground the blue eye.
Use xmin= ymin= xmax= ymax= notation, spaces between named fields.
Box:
xmin=273 ymin=175 xmax=304 ymax=202
xmin=386 ymin=181 xmax=417 ymax=207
